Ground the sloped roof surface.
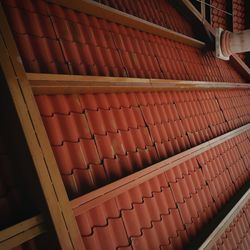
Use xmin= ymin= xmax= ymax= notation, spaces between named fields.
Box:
xmin=210 ymin=199 xmax=250 ymax=249
xmin=74 ymin=133 xmax=250 ymax=249
xmin=1 ymin=0 xmax=250 ymax=249
xmin=93 ymin=0 xmax=194 ymax=37
xmin=36 ymin=89 xmax=250 ymax=199
xmin=2 ymin=0 xmax=245 ymax=82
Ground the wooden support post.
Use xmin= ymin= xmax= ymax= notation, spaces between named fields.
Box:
xmin=201 ymin=0 xmax=206 ymax=21
xmin=27 ymin=73 xmax=250 ymax=95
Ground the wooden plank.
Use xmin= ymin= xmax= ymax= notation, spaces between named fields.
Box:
xmin=0 ymin=215 xmax=45 ymax=250
xmin=201 ymin=0 xmax=206 ymax=21
xmin=179 ymin=0 xmax=205 ymax=23
xmin=199 ymin=189 xmax=250 ymax=250
xmin=0 ymin=215 xmax=44 ymax=242
xmin=48 ymin=0 xmax=205 ymax=49
xmin=150 ymin=78 xmax=250 ymax=89
xmin=0 ymin=225 xmax=46 ymax=250
xmin=71 ymin=123 xmax=250 ymax=215
xmin=179 ymin=0 xmax=250 ymax=80
xmin=27 ymin=73 xmax=250 ymax=94
xmin=0 ymin=4 xmax=84 ymax=250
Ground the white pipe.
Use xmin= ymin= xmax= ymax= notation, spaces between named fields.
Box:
xmin=229 ymin=30 xmax=250 ymax=54
xmin=220 ymin=29 xmax=250 ymax=57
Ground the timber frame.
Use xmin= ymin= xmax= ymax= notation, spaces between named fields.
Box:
xmin=0 ymin=0 xmax=250 ymax=249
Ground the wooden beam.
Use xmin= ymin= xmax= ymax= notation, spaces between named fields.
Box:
xmin=205 ymin=0 xmax=211 ymax=23
xmin=47 ymin=0 xmax=205 ymax=49
xmin=178 ymin=0 xmax=207 ymax=24
xmin=0 ymin=4 xmax=84 ymax=249
xmin=150 ymin=78 xmax=250 ymax=89
xmin=178 ymin=0 xmax=250 ymax=80
xmin=201 ymin=0 xmax=206 ymax=21
xmin=27 ymin=73 xmax=250 ymax=94
xmin=0 ymin=215 xmax=46 ymax=250
xmin=199 ymin=189 xmax=250 ymax=249
xmin=71 ymin=123 xmax=250 ymax=216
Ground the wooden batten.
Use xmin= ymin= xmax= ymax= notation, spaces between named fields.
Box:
xmin=0 ymin=215 xmax=46 ymax=250
xmin=48 ymin=0 xmax=205 ymax=49
xmin=27 ymin=73 xmax=250 ymax=95
xmin=71 ymin=123 xmax=250 ymax=216
xmin=199 ymin=189 xmax=250 ymax=249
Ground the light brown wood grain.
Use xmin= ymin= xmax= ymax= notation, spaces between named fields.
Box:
xmin=179 ymin=0 xmax=250 ymax=80
xmin=27 ymin=73 xmax=250 ymax=94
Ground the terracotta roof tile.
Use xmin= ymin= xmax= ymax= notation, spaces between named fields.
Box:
xmin=36 ymin=90 xmax=250 ymax=199
xmin=72 ymin=131 xmax=250 ymax=248
xmin=210 ymin=198 xmax=250 ymax=250
xmin=3 ymin=0 xmax=246 ymax=82
xmin=42 ymin=113 xmax=91 ymax=145
xmin=83 ymin=218 xmax=129 ymax=250
xmin=52 ymin=139 xmax=101 ymax=174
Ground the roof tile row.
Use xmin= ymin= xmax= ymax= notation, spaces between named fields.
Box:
xmin=211 ymin=0 xmax=227 ymax=30
xmin=93 ymin=0 xmax=194 ymax=37
xmin=75 ymin=137 xmax=250 ymax=249
xmin=2 ymin=0 xmax=245 ymax=82
xmin=36 ymin=89 xmax=250 ymax=198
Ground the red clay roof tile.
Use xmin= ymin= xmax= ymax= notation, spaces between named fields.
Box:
xmin=35 ymin=90 xmax=250 ymax=209
xmin=4 ymin=0 xmax=247 ymax=82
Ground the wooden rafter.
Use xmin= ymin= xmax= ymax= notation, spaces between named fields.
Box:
xmin=0 ymin=215 xmax=46 ymax=250
xmin=0 ymin=4 xmax=84 ymax=249
xmin=201 ymin=0 xmax=206 ymax=21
